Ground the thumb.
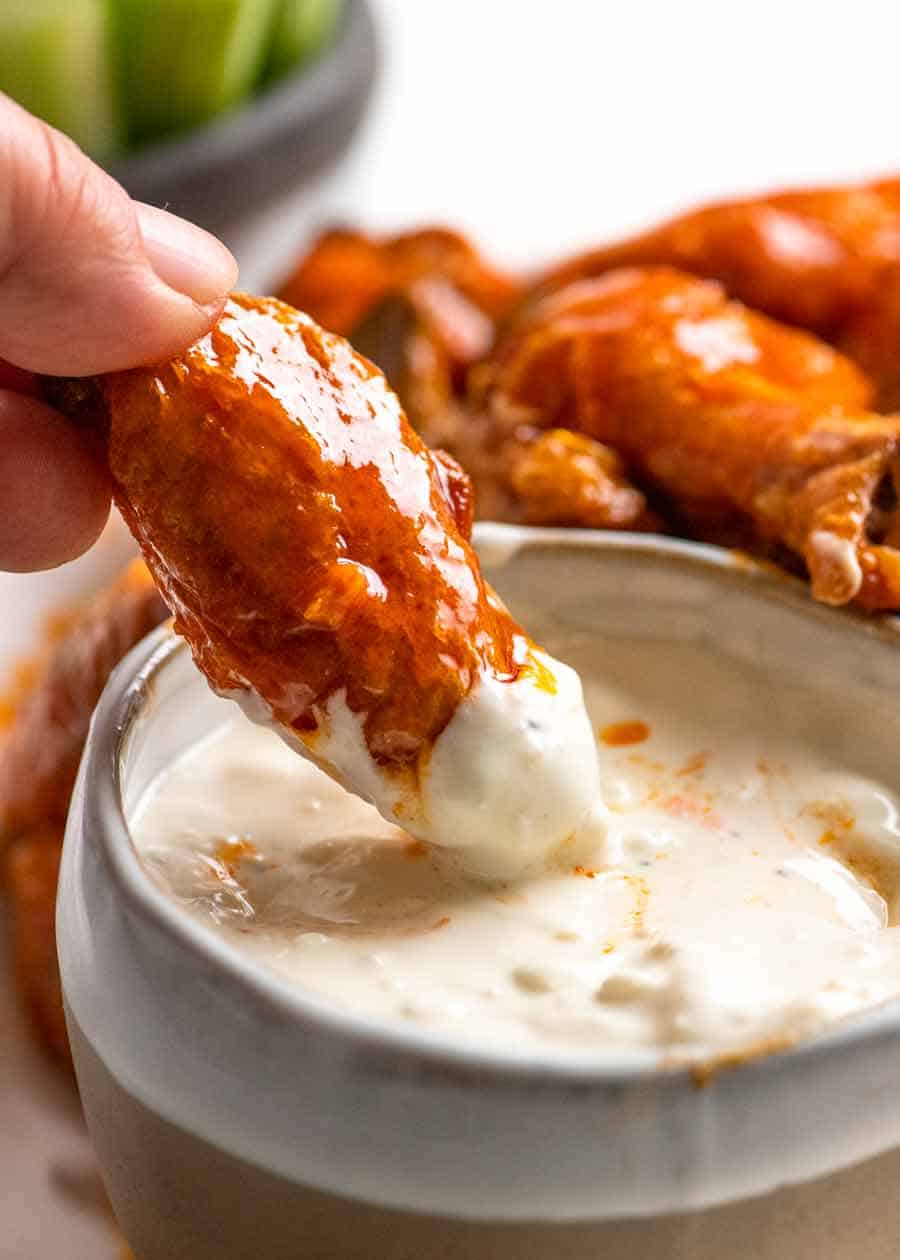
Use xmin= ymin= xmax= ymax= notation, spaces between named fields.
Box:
xmin=0 ymin=93 xmax=238 ymax=375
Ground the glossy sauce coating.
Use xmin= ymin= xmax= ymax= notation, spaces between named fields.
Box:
xmin=279 ymin=226 xmax=519 ymax=337
xmin=533 ymin=178 xmax=900 ymax=407
xmin=484 ymin=268 xmax=900 ymax=608
xmin=78 ymin=295 xmax=527 ymax=771
xmin=276 ymin=228 xmax=660 ymax=534
xmin=279 ymin=228 xmax=521 ymax=436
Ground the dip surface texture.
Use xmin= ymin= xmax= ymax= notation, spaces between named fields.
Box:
xmin=131 ymin=624 xmax=900 ymax=1063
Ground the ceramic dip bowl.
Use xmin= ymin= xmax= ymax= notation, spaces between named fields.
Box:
xmin=58 ymin=525 xmax=900 ymax=1260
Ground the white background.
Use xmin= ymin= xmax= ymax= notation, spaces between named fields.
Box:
xmin=236 ymin=0 xmax=900 ymax=285
xmin=2 ymin=2 xmax=900 ymax=1255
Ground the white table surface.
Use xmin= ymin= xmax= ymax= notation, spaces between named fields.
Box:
xmin=2 ymin=2 xmax=899 ymax=1254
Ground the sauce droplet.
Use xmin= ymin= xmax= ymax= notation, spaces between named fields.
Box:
xmin=600 ymin=720 xmax=650 ymax=746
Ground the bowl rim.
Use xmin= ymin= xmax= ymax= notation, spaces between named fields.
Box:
xmin=83 ymin=523 xmax=900 ymax=1090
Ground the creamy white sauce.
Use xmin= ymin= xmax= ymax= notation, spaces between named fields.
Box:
xmin=131 ymin=630 xmax=900 ymax=1063
xmin=230 ymin=645 xmax=601 ymax=879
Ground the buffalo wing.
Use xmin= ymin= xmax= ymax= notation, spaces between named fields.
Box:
xmin=533 ymin=178 xmax=900 ymax=408
xmin=45 ymin=295 xmax=557 ymax=830
xmin=482 ymin=268 xmax=900 ymax=608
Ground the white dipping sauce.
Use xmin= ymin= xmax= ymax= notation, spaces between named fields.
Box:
xmin=251 ymin=645 xmax=604 ymax=882
xmin=131 ymin=626 xmax=900 ymax=1064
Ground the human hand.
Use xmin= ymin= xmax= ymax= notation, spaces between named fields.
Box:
xmin=0 ymin=93 xmax=238 ymax=572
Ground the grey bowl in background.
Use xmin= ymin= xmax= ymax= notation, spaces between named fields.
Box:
xmin=107 ymin=0 xmax=376 ymax=237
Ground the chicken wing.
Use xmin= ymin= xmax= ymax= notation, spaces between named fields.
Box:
xmin=532 ymin=178 xmax=900 ymax=408
xmin=45 ymin=295 xmax=601 ymax=874
xmin=421 ymin=401 xmax=659 ymax=533
xmin=280 ymin=232 xmax=660 ymax=530
xmin=482 ymin=268 xmax=900 ymax=608
xmin=279 ymin=226 xmax=518 ymax=337
xmin=503 ymin=428 xmax=658 ymax=530
xmin=279 ymin=228 xmax=520 ymax=434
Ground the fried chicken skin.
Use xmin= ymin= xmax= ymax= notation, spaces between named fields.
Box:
xmin=279 ymin=226 xmax=518 ymax=337
xmin=532 ymin=178 xmax=900 ymax=407
xmin=46 ymin=295 xmax=601 ymax=871
xmin=422 ymin=403 xmax=659 ymax=533
xmin=482 ymin=268 xmax=900 ymax=608
xmin=279 ymin=228 xmax=521 ymax=432
xmin=280 ymin=233 xmax=654 ymax=532
xmin=277 ymin=229 xmax=660 ymax=532
xmin=504 ymin=429 xmax=658 ymax=530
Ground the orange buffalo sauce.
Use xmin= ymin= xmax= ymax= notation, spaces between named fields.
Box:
xmin=82 ymin=295 xmax=532 ymax=773
xmin=600 ymin=720 xmax=650 ymax=747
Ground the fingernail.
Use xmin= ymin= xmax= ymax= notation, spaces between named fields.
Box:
xmin=136 ymin=202 xmax=238 ymax=307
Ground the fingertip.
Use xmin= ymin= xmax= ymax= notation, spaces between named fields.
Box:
xmin=0 ymin=392 xmax=111 ymax=572
xmin=136 ymin=202 xmax=239 ymax=310
xmin=0 ymin=100 xmax=238 ymax=375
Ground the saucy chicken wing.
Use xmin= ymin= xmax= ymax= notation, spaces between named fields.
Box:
xmin=277 ymin=229 xmax=662 ymax=533
xmin=45 ymin=294 xmax=601 ymax=874
xmin=279 ymin=228 xmax=520 ymax=432
xmin=482 ymin=268 xmax=900 ymax=609
xmin=532 ymin=178 xmax=900 ymax=407
xmin=279 ymin=226 xmax=518 ymax=338
xmin=422 ymin=402 xmax=659 ymax=533
xmin=280 ymin=233 xmax=655 ymax=531
xmin=503 ymin=429 xmax=658 ymax=530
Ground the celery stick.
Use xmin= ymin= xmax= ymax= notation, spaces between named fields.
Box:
xmin=0 ymin=0 xmax=121 ymax=160
xmin=111 ymin=0 xmax=278 ymax=148
xmin=265 ymin=0 xmax=343 ymax=82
